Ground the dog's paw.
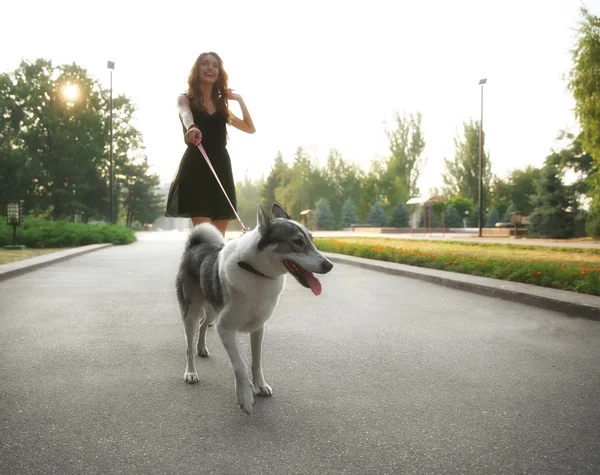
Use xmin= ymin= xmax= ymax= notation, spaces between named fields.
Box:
xmin=255 ymin=383 xmax=273 ymax=397
xmin=184 ymin=371 xmax=199 ymax=384
xmin=237 ymin=382 xmax=255 ymax=414
xmin=198 ymin=347 xmax=210 ymax=357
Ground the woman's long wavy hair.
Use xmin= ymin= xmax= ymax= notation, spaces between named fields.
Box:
xmin=187 ymin=52 xmax=230 ymax=120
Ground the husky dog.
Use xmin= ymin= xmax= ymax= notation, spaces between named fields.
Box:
xmin=175 ymin=202 xmax=333 ymax=414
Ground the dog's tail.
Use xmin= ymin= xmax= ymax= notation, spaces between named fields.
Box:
xmin=185 ymin=223 xmax=226 ymax=250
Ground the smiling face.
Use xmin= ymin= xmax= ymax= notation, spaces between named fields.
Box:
xmin=198 ymin=54 xmax=219 ymax=85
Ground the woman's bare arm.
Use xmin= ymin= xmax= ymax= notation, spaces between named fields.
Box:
xmin=227 ymin=91 xmax=256 ymax=134
xmin=178 ymin=94 xmax=201 ymax=145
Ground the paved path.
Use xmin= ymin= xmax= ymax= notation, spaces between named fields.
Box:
xmin=1 ymin=236 xmax=599 ymax=474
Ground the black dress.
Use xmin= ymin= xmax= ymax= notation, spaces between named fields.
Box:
xmin=165 ymin=98 xmax=237 ymax=220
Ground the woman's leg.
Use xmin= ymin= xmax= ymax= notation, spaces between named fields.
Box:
xmin=190 ymin=217 xmax=228 ymax=237
xmin=191 ymin=217 xmax=212 ymax=227
xmin=212 ymin=219 xmax=229 ymax=237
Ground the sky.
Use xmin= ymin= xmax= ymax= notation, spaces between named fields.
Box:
xmin=3 ymin=0 xmax=599 ymax=197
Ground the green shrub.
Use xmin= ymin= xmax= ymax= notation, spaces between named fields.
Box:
xmin=0 ymin=217 xmax=136 ymax=248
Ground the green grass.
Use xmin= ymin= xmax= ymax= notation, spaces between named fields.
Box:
xmin=315 ymin=238 xmax=600 ymax=296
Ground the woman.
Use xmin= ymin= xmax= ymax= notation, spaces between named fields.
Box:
xmin=166 ymin=52 xmax=255 ymax=236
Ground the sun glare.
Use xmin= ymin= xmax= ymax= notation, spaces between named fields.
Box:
xmin=63 ymin=84 xmax=79 ymax=101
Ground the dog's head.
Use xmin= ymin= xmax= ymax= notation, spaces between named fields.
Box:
xmin=255 ymin=203 xmax=333 ymax=295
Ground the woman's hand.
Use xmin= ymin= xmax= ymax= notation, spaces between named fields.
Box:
xmin=227 ymin=88 xmax=242 ymax=102
xmin=185 ymin=125 xmax=202 ymax=146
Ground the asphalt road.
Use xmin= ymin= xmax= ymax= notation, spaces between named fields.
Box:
xmin=1 ymin=235 xmax=599 ymax=474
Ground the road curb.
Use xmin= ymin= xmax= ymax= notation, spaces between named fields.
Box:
xmin=0 ymin=244 xmax=113 ymax=282
xmin=325 ymin=253 xmax=600 ymax=321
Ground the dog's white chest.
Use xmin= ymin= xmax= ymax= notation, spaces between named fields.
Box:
xmin=223 ymin=279 xmax=285 ymax=333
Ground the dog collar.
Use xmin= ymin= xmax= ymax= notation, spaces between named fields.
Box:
xmin=238 ymin=261 xmax=271 ymax=278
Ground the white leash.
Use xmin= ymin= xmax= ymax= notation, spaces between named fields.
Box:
xmin=196 ymin=143 xmax=247 ymax=233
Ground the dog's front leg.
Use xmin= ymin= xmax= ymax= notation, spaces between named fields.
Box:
xmin=251 ymin=326 xmax=272 ymax=397
xmin=182 ymin=306 xmax=202 ymax=383
xmin=216 ymin=324 xmax=254 ymax=414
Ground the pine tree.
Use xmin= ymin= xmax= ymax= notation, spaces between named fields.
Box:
xmin=390 ymin=202 xmax=409 ymax=227
xmin=485 ymin=207 xmax=500 ymax=228
xmin=341 ymin=198 xmax=358 ymax=228
xmin=504 ymin=204 xmax=518 ymax=222
xmin=367 ymin=202 xmax=387 ymax=226
xmin=315 ymin=198 xmax=335 ymax=230
xmin=445 ymin=205 xmax=462 ymax=228
xmin=529 ymin=165 xmax=576 ymax=238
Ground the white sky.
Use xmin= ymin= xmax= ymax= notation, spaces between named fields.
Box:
xmin=3 ymin=0 xmax=599 ymax=195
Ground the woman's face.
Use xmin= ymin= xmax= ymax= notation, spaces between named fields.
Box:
xmin=198 ymin=54 xmax=219 ymax=85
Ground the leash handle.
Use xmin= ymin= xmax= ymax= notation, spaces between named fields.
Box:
xmin=196 ymin=143 xmax=247 ymax=233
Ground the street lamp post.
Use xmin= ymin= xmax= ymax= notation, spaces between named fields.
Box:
xmin=5 ymin=200 xmax=25 ymax=249
xmin=107 ymin=60 xmax=115 ymax=224
xmin=478 ymin=78 xmax=487 ymax=238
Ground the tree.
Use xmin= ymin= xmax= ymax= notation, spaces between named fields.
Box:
xmin=486 ymin=207 xmax=500 ymax=228
xmin=445 ymin=196 xmax=474 ymax=221
xmin=322 ymin=149 xmax=364 ymax=226
xmin=445 ymin=205 xmax=462 ymax=228
xmin=442 ymin=120 xmax=492 ymax=207
xmin=488 ymin=175 xmax=511 ymax=219
xmin=359 ymin=159 xmax=386 ymax=221
xmin=367 ymin=202 xmax=387 ymax=227
xmin=507 ymin=166 xmax=541 ymax=216
xmin=0 ymin=58 xmax=149 ymax=222
xmin=545 ymin=132 xmax=597 ymax=196
xmin=528 ymin=165 xmax=577 ymax=238
xmin=586 ymin=207 xmax=600 ymax=238
xmin=504 ymin=204 xmax=518 ymax=222
xmin=0 ymin=59 xmax=107 ymax=218
xmin=315 ymin=198 xmax=335 ymax=230
xmin=486 ymin=165 xmax=541 ymax=219
xmin=274 ymin=147 xmax=316 ymax=218
xmin=384 ymin=110 xmax=426 ymax=200
xmin=341 ymin=198 xmax=358 ymax=228
xmin=568 ymin=7 xmax=600 ymax=171
xmin=121 ymin=157 xmax=163 ymax=227
xmin=568 ymin=7 xmax=600 ymax=232
xmin=390 ymin=202 xmax=409 ymax=227
xmin=236 ymin=173 xmax=265 ymax=229
xmin=260 ymin=152 xmax=289 ymax=206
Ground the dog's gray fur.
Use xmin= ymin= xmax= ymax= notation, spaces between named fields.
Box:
xmin=175 ymin=202 xmax=333 ymax=414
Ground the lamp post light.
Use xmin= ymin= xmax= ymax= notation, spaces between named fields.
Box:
xmin=478 ymin=78 xmax=487 ymax=238
xmin=107 ymin=60 xmax=115 ymax=224
xmin=6 ymin=200 xmax=25 ymax=249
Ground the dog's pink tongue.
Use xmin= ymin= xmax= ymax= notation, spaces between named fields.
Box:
xmin=302 ymin=269 xmax=322 ymax=296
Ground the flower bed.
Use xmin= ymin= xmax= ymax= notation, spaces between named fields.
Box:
xmin=314 ymin=239 xmax=600 ymax=296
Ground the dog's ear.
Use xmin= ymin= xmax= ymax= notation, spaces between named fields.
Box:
xmin=257 ymin=204 xmax=270 ymax=230
xmin=271 ymin=202 xmax=292 ymax=220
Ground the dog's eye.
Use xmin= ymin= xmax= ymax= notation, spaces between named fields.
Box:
xmin=292 ymin=238 xmax=303 ymax=246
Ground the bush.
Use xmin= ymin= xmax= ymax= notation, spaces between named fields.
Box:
xmin=0 ymin=217 xmax=136 ymax=248
xmin=586 ymin=206 xmax=600 ymax=239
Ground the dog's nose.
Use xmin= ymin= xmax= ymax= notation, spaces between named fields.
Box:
xmin=321 ymin=259 xmax=334 ymax=274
